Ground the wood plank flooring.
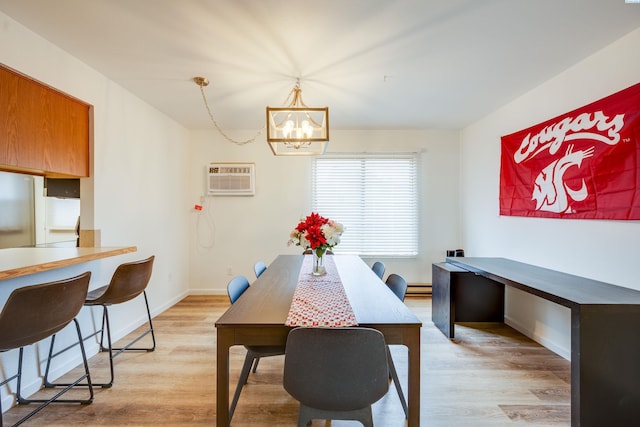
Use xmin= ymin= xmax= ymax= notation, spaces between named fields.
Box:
xmin=2 ymin=295 xmax=570 ymax=426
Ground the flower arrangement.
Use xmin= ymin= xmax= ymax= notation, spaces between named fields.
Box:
xmin=288 ymin=212 xmax=344 ymax=258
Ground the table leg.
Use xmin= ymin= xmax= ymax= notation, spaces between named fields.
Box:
xmin=406 ymin=328 xmax=421 ymax=427
xmin=216 ymin=328 xmax=233 ymax=427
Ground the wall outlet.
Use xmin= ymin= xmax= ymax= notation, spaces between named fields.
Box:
xmin=227 ymin=266 xmax=233 ymax=276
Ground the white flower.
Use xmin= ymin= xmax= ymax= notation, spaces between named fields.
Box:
xmin=321 ymin=221 xmax=343 ymax=246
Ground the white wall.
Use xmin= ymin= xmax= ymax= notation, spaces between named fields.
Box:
xmin=188 ymin=129 xmax=460 ymax=293
xmin=0 ymin=11 xmax=191 ymax=409
xmin=459 ymin=28 xmax=640 ymax=359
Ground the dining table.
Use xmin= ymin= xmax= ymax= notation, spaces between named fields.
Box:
xmin=215 ymin=254 xmax=423 ymax=426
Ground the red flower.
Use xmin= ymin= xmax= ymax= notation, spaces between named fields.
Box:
xmin=288 ymin=212 xmax=343 ymax=252
xmin=305 ymin=224 xmax=327 ymax=248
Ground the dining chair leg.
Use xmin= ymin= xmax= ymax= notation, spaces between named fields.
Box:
xmin=251 ymin=357 xmax=261 ymax=373
xmin=229 ymin=351 xmax=256 ymax=421
xmin=296 ymin=404 xmax=373 ymax=427
xmin=387 ymin=345 xmax=408 ymax=419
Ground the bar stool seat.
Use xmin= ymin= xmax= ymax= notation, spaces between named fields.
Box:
xmin=0 ymin=272 xmax=93 ymax=427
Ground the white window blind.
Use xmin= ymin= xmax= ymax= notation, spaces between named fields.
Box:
xmin=312 ymin=154 xmax=418 ymax=257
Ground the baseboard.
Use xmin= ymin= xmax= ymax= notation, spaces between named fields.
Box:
xmin=188 ymin=289 xmax=228 ymax=296
xmin=504 ymin=314 xmax=571 ymax=360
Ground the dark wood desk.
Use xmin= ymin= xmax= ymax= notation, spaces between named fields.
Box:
xmin=215 ymin=254 xmax=422 ymax=426
xmin=434 ymin=257 xmax=640 ymax=427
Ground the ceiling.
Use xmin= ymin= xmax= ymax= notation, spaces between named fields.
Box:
xmin=1 ymin=0 xmax=639 ymax=132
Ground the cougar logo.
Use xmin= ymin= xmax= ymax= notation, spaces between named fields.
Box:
xmin=532 ymin=145 xmax=595 ymax=213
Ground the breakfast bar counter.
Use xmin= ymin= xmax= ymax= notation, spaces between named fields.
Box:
xmin=0 ymin=246 xmax=137 ymax=281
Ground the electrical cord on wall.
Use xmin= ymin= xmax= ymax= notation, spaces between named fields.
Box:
xmin=195 ymin=195 xmax=216 ymax=249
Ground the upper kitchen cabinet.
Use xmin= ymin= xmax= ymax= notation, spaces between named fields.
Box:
xmin=0 ymin=64 xmax=91 ymax=178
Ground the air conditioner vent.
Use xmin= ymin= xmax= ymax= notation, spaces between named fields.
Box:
xmin=207 ymin=163 xmax=255 ymax=196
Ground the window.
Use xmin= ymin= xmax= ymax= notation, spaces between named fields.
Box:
xmin=312 ymin=154 xmax=418 ymax=257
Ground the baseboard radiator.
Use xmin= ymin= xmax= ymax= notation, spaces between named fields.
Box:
xmin=407 ymin=283 xmax=431 ymax=296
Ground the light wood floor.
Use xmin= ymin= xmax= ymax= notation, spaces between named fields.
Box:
xmin=3 ymin=295 xmax=570 ymax=426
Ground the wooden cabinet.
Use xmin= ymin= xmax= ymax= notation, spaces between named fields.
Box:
xmin=0 ymin=64 xmax=91 ymax=177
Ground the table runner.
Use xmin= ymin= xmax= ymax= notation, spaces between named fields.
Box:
xmin=285 ymin=255 xmax=358 ymax=327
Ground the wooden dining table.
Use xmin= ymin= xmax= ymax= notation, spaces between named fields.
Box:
xmin=215 ymin=254 xmax=423 ymax=426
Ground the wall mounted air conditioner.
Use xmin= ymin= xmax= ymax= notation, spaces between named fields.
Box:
xmin=207 ymin=163 xmax=255 ymax=196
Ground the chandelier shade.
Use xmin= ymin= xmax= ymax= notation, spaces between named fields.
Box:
xmin=266 ymin=81 xmax=329 ymax=156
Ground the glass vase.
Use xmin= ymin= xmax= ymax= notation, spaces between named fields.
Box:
xmin=312 ymin=248 xmax=327 ymax=276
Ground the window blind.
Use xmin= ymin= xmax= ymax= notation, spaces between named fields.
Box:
xmin=312 ymin=154 xmax=418 ymax=257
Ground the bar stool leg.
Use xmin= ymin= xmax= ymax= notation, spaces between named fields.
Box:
xmin=13 ymin=319 xmax=94 ymax=425
xmin=92 ymin=292 xmax=156 ymax=388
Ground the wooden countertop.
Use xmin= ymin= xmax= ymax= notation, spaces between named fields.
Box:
xmin=0 ymin=246 xmax=137 ymax=281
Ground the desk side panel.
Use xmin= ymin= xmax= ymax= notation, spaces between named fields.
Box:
xmin=432 ymin=263 xmax=454 ymax=338
xmin=573 ymin=305 xmax=640 ymax=427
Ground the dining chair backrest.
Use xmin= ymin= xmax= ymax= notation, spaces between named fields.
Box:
xmin=371 ymin=261 xmax=385 ymax=280
xmin=227 ymin=275 xmax=250 ymax=304
xmin=283 ymin=327 xmax=389 ymax=413
xmin=254 ymin=261 xmax=267 ymax=278
xmin=385 ymin=273 xmax=408 ymax=302
xmin=0 ymin=272 xmax=91 ymax=351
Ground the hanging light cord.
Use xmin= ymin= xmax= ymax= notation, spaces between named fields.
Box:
xmin=194 ymin=77 xmax=264 ymax=146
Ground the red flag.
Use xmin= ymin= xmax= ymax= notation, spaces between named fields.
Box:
xmin=500 ymin=82 xmax=640 ymax=220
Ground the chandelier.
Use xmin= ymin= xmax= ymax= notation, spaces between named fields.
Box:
xmin=266 ymin=79 xmax=329 ymax=156
xmin=193 ymin=76 xmax=329 ymax=156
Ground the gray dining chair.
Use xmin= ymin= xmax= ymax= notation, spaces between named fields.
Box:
xmin=283 ymin=327 xmax=390 ymax=427
xmin=371 ymin=261 xmax=385 ymax=280
xmin=386 ymin=273 xmax=408 ymax=302
xmin=226 ymin=275 xmax=286 ymax=421
xmin=385 ymin=273 xmax=409 ymax=418
xmin=253 ymin=260 xmax=267 ymax=278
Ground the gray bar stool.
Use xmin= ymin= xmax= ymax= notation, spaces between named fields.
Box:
xmin=0 ymin=272 xmax=93 ymax=427
xmin=80 ymin=255 xmax=156 ymax=388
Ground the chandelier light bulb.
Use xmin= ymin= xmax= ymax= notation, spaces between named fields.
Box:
xmin=282 ymin=120 xmax=294 ymax=138
xmin=302 ymin=120 xmax=313 ymax=138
